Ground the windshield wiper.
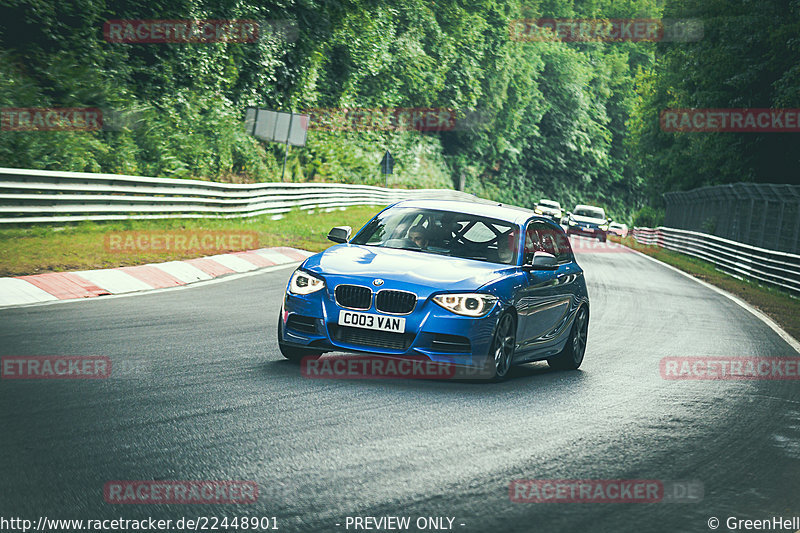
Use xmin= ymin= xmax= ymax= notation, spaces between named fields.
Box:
xmin=386 ymin=245 xmax=424 ymax=252
xmin=359 ymin=243 xmax=451 ymax=256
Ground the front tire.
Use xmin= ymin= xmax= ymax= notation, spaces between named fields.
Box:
xmin=547 ymin=306 xmax=588 ymax=370
xmin=278 ymin=317 xmax=322 ymax=363
xmin=486 ymin=312 xmax=516 ymax=381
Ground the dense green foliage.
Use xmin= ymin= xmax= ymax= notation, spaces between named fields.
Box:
xmin=632 ymin=205 xmax=664 ymax=227
xmin=628 ymin=0 xmax=800 ymax=202
xmin=0 ymin=0 xmax=796 ymax=222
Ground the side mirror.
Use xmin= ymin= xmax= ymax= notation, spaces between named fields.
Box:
xmin=327 ymin=226 xmax=352 ymax=243
xmin=526 ymin=251 xmax=558 ymax=270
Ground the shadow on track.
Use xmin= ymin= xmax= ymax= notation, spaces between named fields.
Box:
xmin=261 ymin=357 xmax=590 ymax=394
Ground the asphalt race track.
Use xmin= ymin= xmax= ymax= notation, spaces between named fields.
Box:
xmin=2 ymin=240 xmax=799 ymax=533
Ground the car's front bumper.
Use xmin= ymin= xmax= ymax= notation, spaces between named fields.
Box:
xmin=567 ymin=226 xmax=607 ymax=238
xmin=279 ymin=287 xmax=503 ymax=369
xmin=536 ymin=211 xmax=562 ymax=222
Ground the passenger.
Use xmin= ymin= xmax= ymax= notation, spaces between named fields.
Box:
xmin=393 ymin=220 xmax=412 ymax=240
xmin=408 ymin=225 xmax=429 ymax=249
xmin=497 ymin=233 xmax=514 ymax=264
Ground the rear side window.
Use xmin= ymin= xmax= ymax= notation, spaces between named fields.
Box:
xmin=524 ymin=221 xmax=573 ymax=264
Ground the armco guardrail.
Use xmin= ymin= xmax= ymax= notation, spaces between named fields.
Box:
xmin=664 ymin=182 xmax=800 ymax=254
xmin=0 ymin=167 xmax=478 ymax=223
xmin=633 ymin=226 xmax=800 ymax=295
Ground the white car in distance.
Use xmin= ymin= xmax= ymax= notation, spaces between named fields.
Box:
xmin=608 ymin=222 xmax=629 ymax=237
xmin=534 ymin=199 xmax=563 ymax=222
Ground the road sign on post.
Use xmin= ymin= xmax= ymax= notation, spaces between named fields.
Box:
xmin=244 ymin=107 xmax=309 ymax=182
xmin=380 ymin=150 xmax=394 ymax=187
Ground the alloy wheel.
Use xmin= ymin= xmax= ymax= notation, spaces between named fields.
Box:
xmin=493 ymin=314 xmax=515 ymax=378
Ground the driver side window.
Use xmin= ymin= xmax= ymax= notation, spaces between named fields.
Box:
xmin=525 ymin=222 xmax=573 ymax=264
xmin=524 ymin=223 xmax=544 ymax=264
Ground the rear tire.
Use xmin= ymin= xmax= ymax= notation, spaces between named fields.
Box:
xmin=278 ymin=316 xmax=323 ymax=363
xmin=547 ymin=306 xmax=588 ymax=370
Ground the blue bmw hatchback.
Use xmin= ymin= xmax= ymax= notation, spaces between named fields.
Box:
xmin=278 ymin=199 xmax=590 ymax=380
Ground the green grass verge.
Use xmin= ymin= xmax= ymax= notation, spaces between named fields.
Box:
xmin=0 ymin=206 xmax=383 ymax=277
xmin=613 ymin=235 xmax=800 ymax=344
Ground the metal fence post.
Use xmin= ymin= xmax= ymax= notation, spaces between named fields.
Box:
xmin=793 ymin=204 xmax=800 ymax=254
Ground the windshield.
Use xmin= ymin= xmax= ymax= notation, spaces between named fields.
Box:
xmin=574 ymin=207 xmax=605 ymax=219
xmin=350 ymin=207 xmax=520 ymax=265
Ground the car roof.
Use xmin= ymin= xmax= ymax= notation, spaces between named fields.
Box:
xmin=539 ymin=199 xmax=559 ymax=204
xmin=389 ymin=199 xmax=537 ymax=225
xmin=574 ymin=204 xmax=605 ymax=211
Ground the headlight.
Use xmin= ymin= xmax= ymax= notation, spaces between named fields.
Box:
xmin=289 ymin=269 xmax=325 ymax=295
xmin=568 ymin=219 xmax=577 ymax=226
xmin=534 ymin=207 xmax=543 ymax=214
xmin=432 ymin=293 xmax=498 ymax=317
xmin=599 ymin=224 xmax=609 ymax=230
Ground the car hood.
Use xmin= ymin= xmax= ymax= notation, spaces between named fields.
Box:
xmin=303 ymin=244 xmax=511 ymax=291
xmin=571 ymin=214 xmax=606 ymax=225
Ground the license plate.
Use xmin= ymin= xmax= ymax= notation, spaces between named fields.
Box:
xmin=338 ymin=310 xmax=405 ymax=333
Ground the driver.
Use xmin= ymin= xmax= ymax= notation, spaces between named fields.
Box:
xmin=408 ymin=225 xmax=429 ymax=249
